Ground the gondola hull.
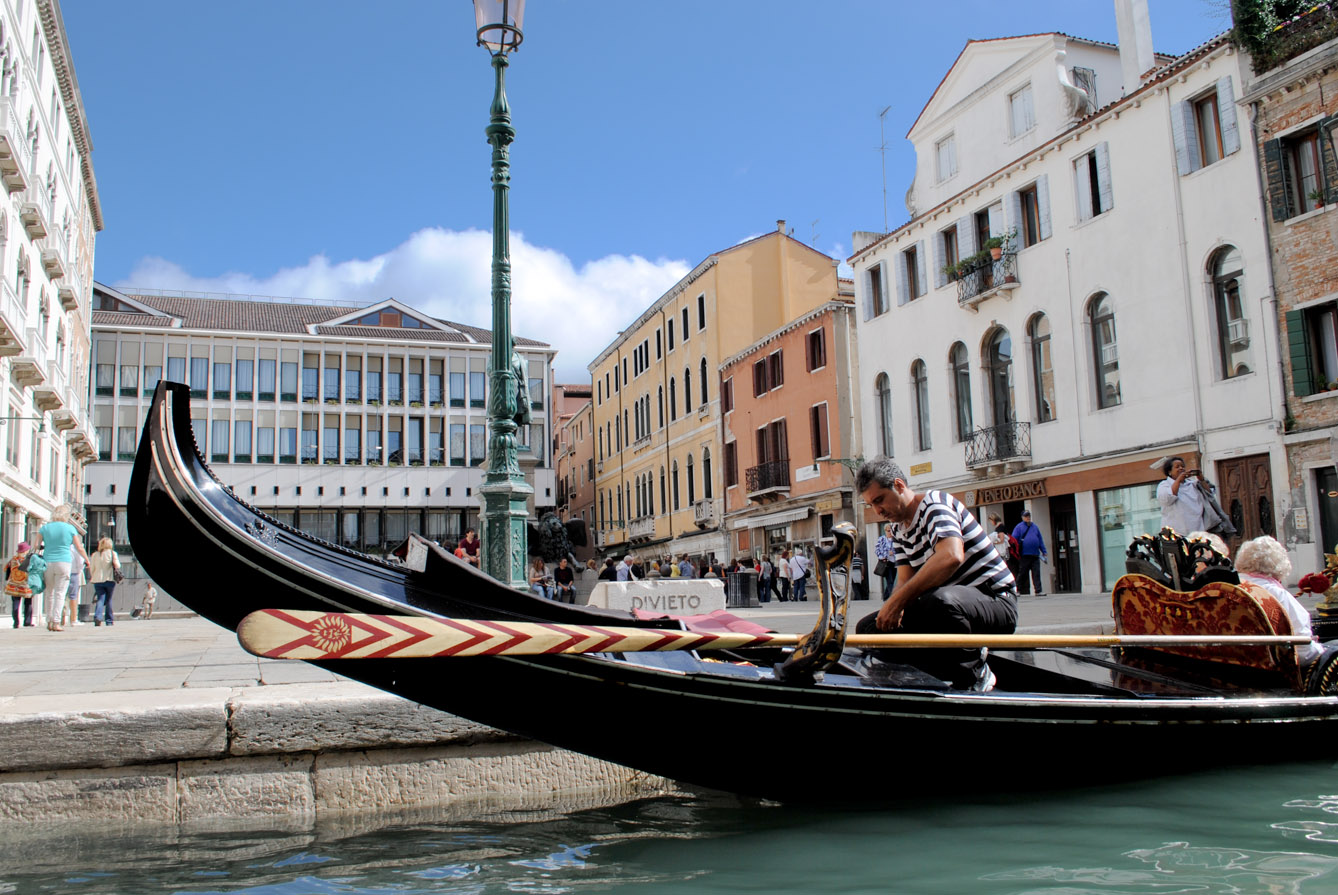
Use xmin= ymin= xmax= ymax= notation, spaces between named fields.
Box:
xmin=129 ymin=384 xmax=1338 ymax=800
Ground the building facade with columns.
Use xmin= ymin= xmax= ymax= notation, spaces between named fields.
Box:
xmin=589 ymin=223 xmax=844 ymax=565
xmin=85 ymin=285 xmax=556 ymax=570
xmin=851 ymin=11 xmax=1286 ymax=591
xmin=0 ymin=0 xmax=102 ymax=561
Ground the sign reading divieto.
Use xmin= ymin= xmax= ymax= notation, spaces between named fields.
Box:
xmin=962 ymin=479 xmax=1047 ymax=507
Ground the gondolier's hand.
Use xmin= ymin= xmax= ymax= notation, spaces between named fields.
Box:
xmin=875 ymin=597 xmax=903 ymax=631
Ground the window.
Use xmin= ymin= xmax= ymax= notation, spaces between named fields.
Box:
xmin=936 ymin=226 xmax=959 ymax=287
xmin=658 ymin=385 xmax=665 ymax=427
xmin=1019 ymin=184 xmax=1041 ymax=247
xmin=656 ymin=330 xmax=662 ymax=359
xmin=190 ymin=357 xmax=208 ymax=398
xmin=951 ymin=342 xmax=973 ymax=442
xmin=1173 ymin=78 xmax=1240 ymax=176
xmin=699 ymin=358 xmax=708 ymax=405
xmin=1288 ymin=302 xmax=1338 ymax=395
xmin=1028 ymin=315 xmax=1056 ymax=423
xmin=259 ymin=359 xmax=276 ymax=401
xmin=257 ymin=427 xmax=275 ymax=463
xmin=120 ymin=364 xmax=138 ymax=397
xmin=211 ymin=419 xmax=229 ymax=463
xmin=346 ymin=423 xmax=361 ymax=463
xmin=768 ymin=350 xmax=784 ymax=389
xmin=326 ymin=361 xmax=342 ymax=401
xmin=1089 ymin=294 xmax=1121 ymax=408
xmin=95 ymin=363 xmax=113 ymax=396
xmin=450 ymin=372 xmax=465 ymax=407
xmin=901 ymin=243 xmax=925 ymax=302
xmin=669 ymin=377 xmax=677 ymax=421
xmin=234 ymin=420 xmax=252 ymax=462
xmin=470 ymin=371 xmax=486 ymax=407
xmin=450 ymin=424 xmax=466 ymax=466
xmin=806 ymin=328 xmax=826 ymax=371
xmin=703 ymin=448 xmax=712 ymax=499
xmin=721 ymin=377 xmax=733 ymax=413
xmin=346 ymin=367 xmax=362 ymax=403
xmin=724 ymin=441 xmax=738 ymax=487
xmin=935 ymin=134 xmax=957 ymax=182
xmin=119 ymin=426 xmax=137 ymax=462
xmin=810 ymin=403 xmax=830 ymax=459
xmin=1072 ymin=66 xmax=1097 ymax=111
xmin=281 ymin=362 xmax=299 ymax=402
xmin=1266 ymin=119 xmax=1338 ymax=221
xmin=875 ymin=373 xmax=893 ymax=456
xmin=987 ymin=328 xmax=1015 ymax=426
xmin=683 ymin=368 xmax=692 ymax=413
xmin=236 ymin=360 xmax=254 ymax=400
xmin=1009 ymin=84 xmax=1035 ymax=137
xmin=672 ymin=460 xmax=680 ymax=510
xmin=143 ymin=364 xmax=162 ymax=396
xmin=753 ymin=359 xmax=767 ymax=397
xmin=213 ymin=362 xmax=231 ymax=400
xmin=868 ymin=262 xmax=888 ymax=318
xmin=1074 ymin=143 xmax=1112 ymax=220
xmin=697 ymin=294 xmax=706 ymax=330
xmin=681 ymin=307 xmax=689 ymax=342
xmin=911 ymin=360 xmax=931 ymax=451
xmin=301 ymin=363 xmax=318 ymax=401
xmin=687 ymin=454 xmax=696 ymax=505
xmin=325 ymin=424 xmax=340 ymax=462
xmin=668 ymin=319 xmax=675 ymax=351
xmin=470 ymin=425 xmax=485 ymax=465
xmin=1211 ymin=246 xmax=1251 ymax=380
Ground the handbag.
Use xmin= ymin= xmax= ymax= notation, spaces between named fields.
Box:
xmin=1195 ymin=479 xmax=1238 ymax=538
xmin=113 ymin=567 xmax=125 ymax=584
xmin=873 ymin=559 xmax=890 ymax=578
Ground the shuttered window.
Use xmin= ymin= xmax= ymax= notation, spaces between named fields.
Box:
xmin=1265 ymin=117 xmax=1338 ymax=222
xmin=1171 ymin=77 xmax=1240 ymax=176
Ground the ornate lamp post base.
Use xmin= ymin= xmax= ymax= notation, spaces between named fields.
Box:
xmin=480 ymin=477 xmax=533 ymax=590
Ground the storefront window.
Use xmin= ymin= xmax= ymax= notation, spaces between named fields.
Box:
xmin=1096 ymin=482 xmax=1161 ymax=590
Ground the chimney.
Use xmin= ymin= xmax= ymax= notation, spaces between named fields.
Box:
xmin=1114 ymin=0 xmax=1155 ymax=95
xmin=777 ymin=219 xmax=787 ymax=233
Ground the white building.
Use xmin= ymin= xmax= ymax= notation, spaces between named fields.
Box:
xmin=0 ymin=0 xmax=103 ymax=557
xmin=86 ymin=285 xmax=556 ymax=567
xmin=851 ymin=3 xmax=1286 ymax=591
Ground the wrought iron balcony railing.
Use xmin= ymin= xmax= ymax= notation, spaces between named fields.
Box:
xmin=956 ymin=252 xmax=1019 ymax=308
xmin=745 ymin=459 xmax=790 ymax=495
xmin=964 ymin=421 xmax=1032 ymax=468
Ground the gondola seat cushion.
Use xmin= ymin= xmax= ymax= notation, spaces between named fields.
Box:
xmin=1112 ymin=574 xmax=1301 ymax=687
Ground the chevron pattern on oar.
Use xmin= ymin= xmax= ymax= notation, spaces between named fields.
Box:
xmin=237 ymin=609 xmax=784 ymax=660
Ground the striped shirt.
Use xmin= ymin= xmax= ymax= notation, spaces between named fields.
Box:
xmin=892 ymin=490 xmax=1015 ymax=592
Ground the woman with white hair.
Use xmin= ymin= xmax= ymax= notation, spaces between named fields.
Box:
xmin=1234 ymin=536 xmax=1321 ymax=667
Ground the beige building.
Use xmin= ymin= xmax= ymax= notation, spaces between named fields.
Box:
xmin=721 ymin=293 xmax=860 ymax=561
xmin=0 ymin=0 xmax=103 ymax=563
xmin=588 ymin=221 xmax=843 ymax=563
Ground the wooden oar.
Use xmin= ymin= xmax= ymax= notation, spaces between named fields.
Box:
xmin=237 ymin=610 xmax=1312 ymax=661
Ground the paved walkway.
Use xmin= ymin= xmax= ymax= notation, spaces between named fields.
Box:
xmin=0 ymin=590 xmax=1124 ymax=702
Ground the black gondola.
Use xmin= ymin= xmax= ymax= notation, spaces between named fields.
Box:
xmin=129 ymin=383 xmax=1338 ymax=800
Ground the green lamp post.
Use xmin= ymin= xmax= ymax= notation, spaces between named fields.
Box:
xmin=474 ymin=0 xmax=532 ymax=588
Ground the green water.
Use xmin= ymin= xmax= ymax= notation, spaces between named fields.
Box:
xmin=6 ymin=761 xmax=1338 ymax=894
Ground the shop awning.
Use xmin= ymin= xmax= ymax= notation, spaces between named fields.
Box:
xmin=729 ymin=507 xmax=810 ymax=531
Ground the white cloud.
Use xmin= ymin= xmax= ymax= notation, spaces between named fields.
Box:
xmin=118 ymin=227 xmax=690 ymax=382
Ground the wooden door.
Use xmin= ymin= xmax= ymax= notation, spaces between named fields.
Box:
xmin=1215 ymin=454 xmax=1275 ymax=552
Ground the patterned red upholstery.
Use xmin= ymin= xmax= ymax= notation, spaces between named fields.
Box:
xmin=1112 ymin=574 xmax=1301 ymax=688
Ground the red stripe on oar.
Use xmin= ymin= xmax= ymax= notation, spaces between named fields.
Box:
xmin=364 ymin=613 xmax=432 ymax=659
xmin=432 ymin=618 xmax=497 ymax=657
xmin=641 ymin=629 xmax=695 ymax=651
xmin=531 ymin=622 xmax=595 ymax=654
xmin=579 ymin=625 xmax=637 ymax=654
xmin=475 ymin=620 xmax=533 ymax=656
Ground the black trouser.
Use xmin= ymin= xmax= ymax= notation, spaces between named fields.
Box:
xmin=1017 ymin=555 xmax=1043 ymax=594
xmin=856 ymin=584 xmax=1018 ymax=688
xmin=11 ymin=596 xmax=32 ymax=627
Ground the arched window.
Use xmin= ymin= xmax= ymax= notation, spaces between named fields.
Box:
xmin=687 ymin=453 xmax=696 ymax=505
xmin=669 ymin=377 xmax=677 ymax=421
xmin=703 ymin=448 xmax=713 ymax=499
xmin=672 ymin=460 xmax=681 ymax=510
xmin=950 ymin=342 xmax=973 ymax=442
xmin=657 ymin=386 xmax=664 ymax=429
xmin=1028 ymin=314 xmax=1056 ymax=422
xmin=875 ymin=373 xmax=893 ymax=455
xmin=684 ymin=367 xmax=693 ymax=413
xmin=1089 ymin=293 xmax=1121 ymax=408
xmin=911 ymin=359 xmax=931 ymax=451
xmin=660 ymin=466 xmax=666 ymax=511
xmin=699 ymin=358 xmax=708 ymax=405
xmin=647 ymin=472 xmax=654 ymax=515
xmin=1212 ymin=246 xmax=1251 ymax=379
xmin=986 ymin=328 xmax=1015 ymax=427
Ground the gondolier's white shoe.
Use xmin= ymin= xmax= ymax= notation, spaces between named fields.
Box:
xmin=972 ymin=648 xmax=996 ymax=692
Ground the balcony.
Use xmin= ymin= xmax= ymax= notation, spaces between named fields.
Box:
xmin=19 ymin=183 xmax=49 ymax=240
xmin=0 ymin=97 xmax=30 ymax=193
xmin=964 ymin=421 xmax=1032 ymax=470
xmin=41 ymin=247 xmax=64 ymax=281
xmin=629 ymin=516 xmax=656 ymax=540
xmin=31 ymin=357 xmax=66 ymax=412
xmin=0 ymin=279 xmax=26 ymax=357
xmin=693 ymin=498 xmax=716 ymax=528
xmin=1226 ymin=317 xmax=1249 ymax=347
xmin=10 ymin=327 xmax=47 ymax=387
xmin=57 ymin=284 xmax=78 ymax=311
xmin=956 ymin=252 xmax=1020 ymax=310
xmin=746 ymin=459 xmax=790 ymax=501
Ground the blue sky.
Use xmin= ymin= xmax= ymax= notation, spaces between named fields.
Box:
xmin=61 ymin=1 xmax=1229 ymax=380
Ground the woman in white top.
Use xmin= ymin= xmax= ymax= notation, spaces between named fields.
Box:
xmin=88 ymin=537 xmax=122 ymax=626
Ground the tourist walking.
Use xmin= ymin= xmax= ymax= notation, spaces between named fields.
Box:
xmin=34 ymin=505 xmax=91 ymax=632
xmin=88 ymin=536 xmax=122 ymax=626
xmin=65 ymin=538 xmax=87 ymax=627
xmin=4 ymin=541 xmax=35 ymax=628
xmin=758 ymin=555 xmax=772 ymax=604
xmin=777 ymin=549 xmax=791 ymax=601
xmin=789 ymin=550 xmax=811 ymax=602
xmin=874 ymin=523 xmax=896 ymax=598
xmin=1010 ymin=510 xmax=1048 ymax=596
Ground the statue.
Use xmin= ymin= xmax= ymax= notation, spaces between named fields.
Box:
xmin=510 ymin=351 xmax=531 ymax=429
xmin=527 ymin=511 xmax=587 ymax=566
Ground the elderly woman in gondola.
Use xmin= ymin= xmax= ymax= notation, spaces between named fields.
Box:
xmin=1234 ymin=535 xmax=1321 ymax=668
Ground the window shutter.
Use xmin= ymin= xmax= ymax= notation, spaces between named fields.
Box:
xmin=987 ymin=202 xmax=1005 ymax=236
xmin=957 ymin=215 xmax=976 ymax=256
xmin=862 ymin=265 xmax=875 ymax=321
xmin=1319 ymin=116 xmax=1338 ymax=205
xmin=1217 ymin=77 xmax=1240 ymax=156
xmin=1074 ymin=156 xmax=1094 ymax=220
xmin=933 ymin=230 xmax=946 ymax=289
xmin=895 ymin=250 xmax=910 ymax=306
xmin=1004 ymin=189 xmax=1023 ymax=240
xmin=915 ymin=240 xmax=928 ymax=297
xmin=1095 ymin=142 xmax=1114 ymax=212
xmin=1286 ymin=309 xmax=1314 ymax=397
xmin=1171 ymin=100 xmax=1199 ymax=175
xmin=1036 ymin=174 xmax=1052 ymax=240
xmin=1263 ymin=139 xmax=1294 ymax=223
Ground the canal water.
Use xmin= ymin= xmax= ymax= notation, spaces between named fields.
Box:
xmin=5 ymin=759 xmax=1338 ymax=894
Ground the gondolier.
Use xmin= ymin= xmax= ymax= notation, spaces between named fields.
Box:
xmin=854 ymin=456 xmax=1018 ymax=690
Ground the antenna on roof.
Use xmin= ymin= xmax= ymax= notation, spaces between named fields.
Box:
xmin=878 ymin=106 xmax=892 ymax=233
xmin=810 ymin=218 xmax=820 ymax=246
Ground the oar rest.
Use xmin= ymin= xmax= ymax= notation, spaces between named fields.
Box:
xmin=1112 ymin=574 xmax=1303 ymax=689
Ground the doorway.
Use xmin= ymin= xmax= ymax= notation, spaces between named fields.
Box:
xmin=1215 ymin=454 xmax=1274 ymax=552
xmin=1049 ymin=494 xmax=1079 ymax=593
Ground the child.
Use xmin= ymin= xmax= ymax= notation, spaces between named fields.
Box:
xmin=4 ymin=542 xmax=35 ymax=628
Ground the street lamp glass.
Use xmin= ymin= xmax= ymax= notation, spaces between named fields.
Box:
xmin=474 ymin=0 xmax=525 ymax=54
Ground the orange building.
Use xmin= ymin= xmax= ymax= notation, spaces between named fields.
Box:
xmin=721 ymin=291 xmax=861 ymax=561
xmin=554 ymin=385 xmax=595 ymax=563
